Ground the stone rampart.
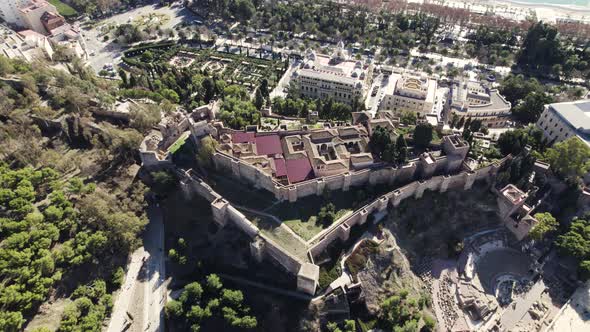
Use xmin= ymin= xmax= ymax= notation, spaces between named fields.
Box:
xmin=213 ymin=151 xmax=468 ymax=202
xmin=258 ymin=234 xmax=305 ymax=273
xmin=307 ymin=159 xmax=505 ymax=259
xmin=175 ymin=168 xmax=306 ymax=279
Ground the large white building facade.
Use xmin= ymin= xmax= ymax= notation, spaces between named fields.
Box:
xmin=448 ymin=80 xmax=511 ymax=128
xmin=0 ymin=0 xmax=30 ymax=27
xmin=536 ymin=99 xmax=590 ymax=146
xmin=379 ymin=73 xmax=437 ymax=115
xmin=292 ymin=43 xmax=373 ymax=106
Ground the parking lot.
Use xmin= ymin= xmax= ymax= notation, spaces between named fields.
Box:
xmin=81 ymin=2 xmax=198 ymax=73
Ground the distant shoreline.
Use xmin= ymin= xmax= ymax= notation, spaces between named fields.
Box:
xmin=409 ymin=0 xmax=590 ymax=22
xmin=498 ymin=0 xmax=590 ymax=18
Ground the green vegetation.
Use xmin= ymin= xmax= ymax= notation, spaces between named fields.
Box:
xmin=327 ymin=320 xmax=356 ymax=332
xmin=495 ymin=151 xmax=537 ymax=191
xmin=466 ymin=26 xmax=518 ymax=66
xmin=199 ymin=0 xmax=441 ymax=51
xmin=165 ymin=275 xmax=257 ymax=331
xmin=197 ymin=136 xmax=219 ymax=168
xmin=57 ymin=280 xmax=113 ymax=332
xmin=268 ymin=187 xmax=387 ymax=241
xmin=219 ymin=85 xmax=260 ymax=129
xmin=545 ymin=137 xmax=590 ymax=184
xmin=0 ymin=55 xmax=153 ymax=330
xmin=496 ymin=125 xmax=547 ymax=157
xmin=370 ymin=126 xmax=408 ymax=164
xmin=556 ymin=217 xmax=590 ymax=280
xmin=168 ymin=135 xmax=188 ymax=154
xmin=318 ymin=261 xmax=342 ymax=289
xmin=345 ymin=240 xmax=380 ymax=276
xmin=121 ymin=47 xmax=283 ymax=110
xmin=529 ymin=212 xmax=558 ymax=241
xmin=271 ymin=95 xmax=359 ymax=121
xmin=412 ymin=123 xmax=433 ymax=149
xmin=518 ymin=22 xmax=590 ymax=80
xmin=377 ymin=289 xmax=434 ymax=331
xmin=48 ymin=0 xmax=78 ymax=17
xmin=0 ymin=165 xmax=146 ymax=331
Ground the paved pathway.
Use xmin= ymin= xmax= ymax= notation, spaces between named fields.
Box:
xmin=107 ymin=247 xmax=148 ymax=332
xmin=499 ymin=280 xmax=546 ymax=331
xmin=107 ymin=205 xmax=166 ymax=332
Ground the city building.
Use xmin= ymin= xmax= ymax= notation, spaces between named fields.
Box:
xmin=0 ymin=24 xmax=53 ymax=60
xmin=448 ymin=80 xmax=511 ymax=128
xmin=41 ymin=11 xmax=64 ymax=32
xmin=292 ymin=42 xmax=373 ymax=106
xmin=536 ymin=99 xmax=590 ymax=146
xmin=19 ymin=0 xmax=58 ymax=34
xmin=379 ymin=73 xmax=437 ymax=116
xmin=0 ymin=0 xmax=30 ymax=27
xmin=216 ymin=125 xmax=374 ymax=184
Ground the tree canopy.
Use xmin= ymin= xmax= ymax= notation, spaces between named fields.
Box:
xmin=165 ymin=274 xmax=258 ymax=331
xmin=556 ymin=217 xmax=590 ymax=280
xmin=529 ymin=212 xmax=558 ymax=241
xmin=545 ymin=137 xmax=590 ymax=183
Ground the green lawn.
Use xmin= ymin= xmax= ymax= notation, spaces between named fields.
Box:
xmin=167 ymin=135 xmax=187 ymax=154
xmin=267 ymin=185 xmax=391 ymax=241
xmin=244 ymin=213 xmax=309 ymax=261
xmin=48 ymin=0 xmax=78 ymax=17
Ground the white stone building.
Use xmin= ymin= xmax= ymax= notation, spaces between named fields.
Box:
xmin=379 ymin=73 xmax=437 ymax=115
xmin=536 ymin=99 xmax=590 ymax=146
xmin=0 ymin=25 xmax=53 ymax=60
xmin=292 ymin=43 xmax=373 ymax=106
xmin=19 ymin=0 xmax=57 ymax=35
xmin=0 ymin=0 xmax=30 ymax=27
xmin=448 ymin=80 xmax=511 ymax=128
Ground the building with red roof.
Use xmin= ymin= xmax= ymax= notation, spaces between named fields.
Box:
xmin=231 ymin=132 xmax=255 ymax=144
xmin=286 ymin=157 xmax=314 ymax=183
xmin=255 ymin=134 xmax=282 ymax=156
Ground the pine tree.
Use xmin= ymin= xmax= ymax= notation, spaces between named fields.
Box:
xmin=254 ymin=88 xmax=264 ymax=110
xmin=395 ymin=135 xmax=408 ymax=164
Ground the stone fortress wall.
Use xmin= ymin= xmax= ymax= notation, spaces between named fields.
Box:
xmin=173 ymin=153 xmax=507 ymax=294
xmin=175 ymin=169 xmax=307 ymax=278
xmin=212 ymin=134 xmax=469 ymax=203
xmin=141 ymin=110 xmax=506 ymax=294
xmin=307 ymin=159 xmax=506 ymax=258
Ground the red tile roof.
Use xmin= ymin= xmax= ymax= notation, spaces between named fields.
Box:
xmin=231 ymin=132 xmax=255 ymax=143
xmin=274 ymin=158 xmax=287 ymax=177
xmin=255 ymin=134 xmax=282 ymax=156
xmin=286 ymin=157 xmax=314 ymax=183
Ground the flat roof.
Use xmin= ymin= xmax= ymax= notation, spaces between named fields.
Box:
xmin=549 ymin=99 xmax=590 ymax=131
